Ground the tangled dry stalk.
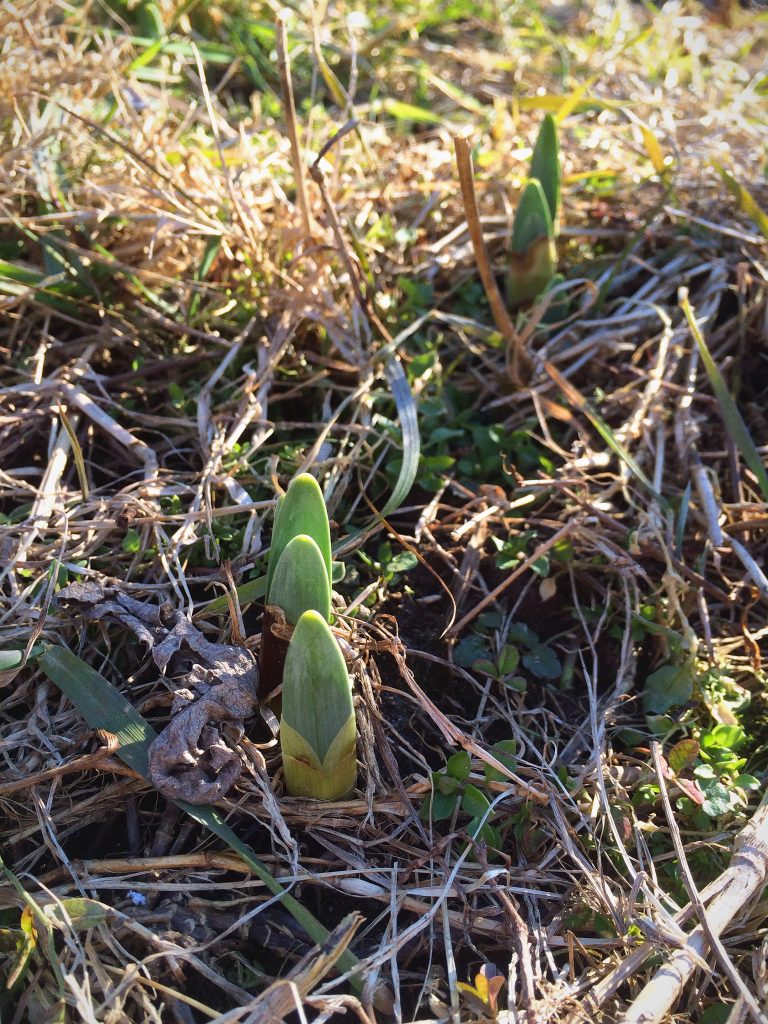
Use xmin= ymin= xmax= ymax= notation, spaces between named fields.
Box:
xmin=1 ymin=1 xmax=768 ymax=1021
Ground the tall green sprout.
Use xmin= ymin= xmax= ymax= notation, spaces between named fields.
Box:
xmin=507 ymin=114 xmax=561 ymax=307
xmin=259 ymin=473 xmax=357 ymax=800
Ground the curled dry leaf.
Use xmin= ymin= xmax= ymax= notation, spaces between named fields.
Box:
xmin=57 ymin=581 xmax=258 ymax=804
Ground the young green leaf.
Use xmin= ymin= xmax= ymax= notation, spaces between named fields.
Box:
xmin=508 ymin=179 xmax=557 ymax=306
xmin=268 ymin=534 xmax=331 ymax=624
xmin=529 ymin=114 xmax=560 ymax=225
xmin=281 ymin=611 xmax=356 ymax=800
xmin=266 ymin=475 xmax=332 ymax=601
xmin=461 ymin=783 xmax=491 ymax=819
xmin=643 ymin=661 xmax=694 ymax=714
xmin=511 ymin=179 xmax=554 ymax=253
xmin=447 ymin=750 xmax=472 ymax=781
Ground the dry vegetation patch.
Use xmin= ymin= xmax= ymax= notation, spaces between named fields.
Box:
xmin=1 ymin=2 xmax=768 ymax=1022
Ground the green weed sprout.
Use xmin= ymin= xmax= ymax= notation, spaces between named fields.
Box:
xmin=507 ymin=114 xmax=560 ymax=307
xmin=280 ymin=610 xmax=357 ymax=800
xmin=260 ymin=474 xmax=333 ymax=702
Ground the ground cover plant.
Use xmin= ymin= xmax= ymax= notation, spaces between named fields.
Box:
xmin=1 ymin=1 xmax=768 ymax=1022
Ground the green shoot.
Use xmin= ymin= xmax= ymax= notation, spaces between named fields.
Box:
xmin=268 ymin=534 xmax=332 ymax=625
xmin=529 ymin=113 xmax=560 ymax=226
xmin=266 ymin=474 xmax=332 ymax=602
xmin=281 ymin=610 xmax=356 ymax=800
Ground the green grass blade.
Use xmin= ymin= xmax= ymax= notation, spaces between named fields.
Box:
xmin=545 ymin=361 xmax=667 ymax=508
xmin=712 ymin=163 xmax=768 ymax=239
xmin=36 ymin=645 xmax=363 ymax=989
xmin=381 ymin=356 xmax=420 ymax=517
xmin=681 ymin=292 xmax=768 ymax=502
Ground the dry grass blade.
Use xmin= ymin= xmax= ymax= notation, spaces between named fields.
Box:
xmin=680 ymin=289 xmax=768 ymax=502
xmin=454 ymin=134 xmax=531 ymax=386
xmin=620 ymin=787 xmax=768 ymax=1024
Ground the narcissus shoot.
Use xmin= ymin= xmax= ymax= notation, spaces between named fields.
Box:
xmin=260 ymin=474 xmax=334 ymax=702
xmin=280 ymin=610 xmax=356 ymax=800
xmin=507 ymin=115 xmax=561 ymax=307
xmin=268 ymin=534 xmax=332 ymax=626
xmin=266 ymin=474 xmax=332 ymax=601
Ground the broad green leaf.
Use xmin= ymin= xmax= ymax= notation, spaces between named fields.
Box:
xmin=461 ymin=784 xmax=491 ymax=819
xmin=484 ymin=740 xmax=518 ymax=785
xmin=36 ymin=645 xmax=363 ymax=989
xmin=497 ymin=645 xmax=520 ymax=676
xmin=734 ymin=774 xmax=761 ymax=792
xmin=453 ymin=634 xmax=487 ymax=668
xmin=44 ymin=899 xmax=108 ymax=932
xmin=436 ymin=772 xmax=462 ymax=795
xmin=447 ymin=750 xmax=472 ymax=781
xmin=699 ymin=781 xmax=732 ymax=818
xmin=506 ymin=623 xmax=540 ymax=648
xmin=424 ymin=790 xmax=459 ymax=822
xmin=668 ymin=739 xmax=699 ymax=774
xmin=382 ymin=98 xmax=443 ymax=125
xmin=473 ymin=658 xmax=499 ymax=677
xmin=522 ymin=644 xmax=561 ymax=680
xmin=701 ymin=724 xmax=745 ymax=750
xmin=643 ymin=662 xmax=694 ymax=714
xmin=466 ymin=818 xmax=499 ymax=847
xmin=502 ymin=676 xmax=527 ymax=692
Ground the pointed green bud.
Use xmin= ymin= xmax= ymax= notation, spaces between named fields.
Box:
xmin=529 ymin=114 xmax=560 ymax=227
xmin=281 ymin=610 xmax=356 ymax=800
xmin=511 ymin=179 xmax=554 ymax=254
xmin=268 ymin=535 xmax=332 ymax=625
xmin=266 ymin=474 xmax=332 ymax=602
xmin=508 ymin=179 xmax=557 ymax=306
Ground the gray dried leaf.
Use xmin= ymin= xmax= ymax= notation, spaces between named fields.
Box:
xmin=57 ymin=581 xmax=258 ymax=804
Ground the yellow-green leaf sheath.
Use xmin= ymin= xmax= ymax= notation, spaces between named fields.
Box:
xmin=507 ymin=235 xmax=557 ymax=307
xmin=281 ymin=716 xmax=357 ymax=800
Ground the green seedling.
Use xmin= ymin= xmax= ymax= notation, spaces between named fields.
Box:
xmin=280 ymin=610 xmax=357 ymax=800
xmin=269 ymin=535 xmax=332 ymax=625
xmin=266 ymin=474 xmax=332 ymax=600
xmin=421 ymin=741 xmax=521 ymax=856
xmin=529 ymin=114 xmax=560 ymax=228
xmin=260 ymin=474 xmax=333 ymax=702
xmin=507 ymin=115 xmax=561 ymax=307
